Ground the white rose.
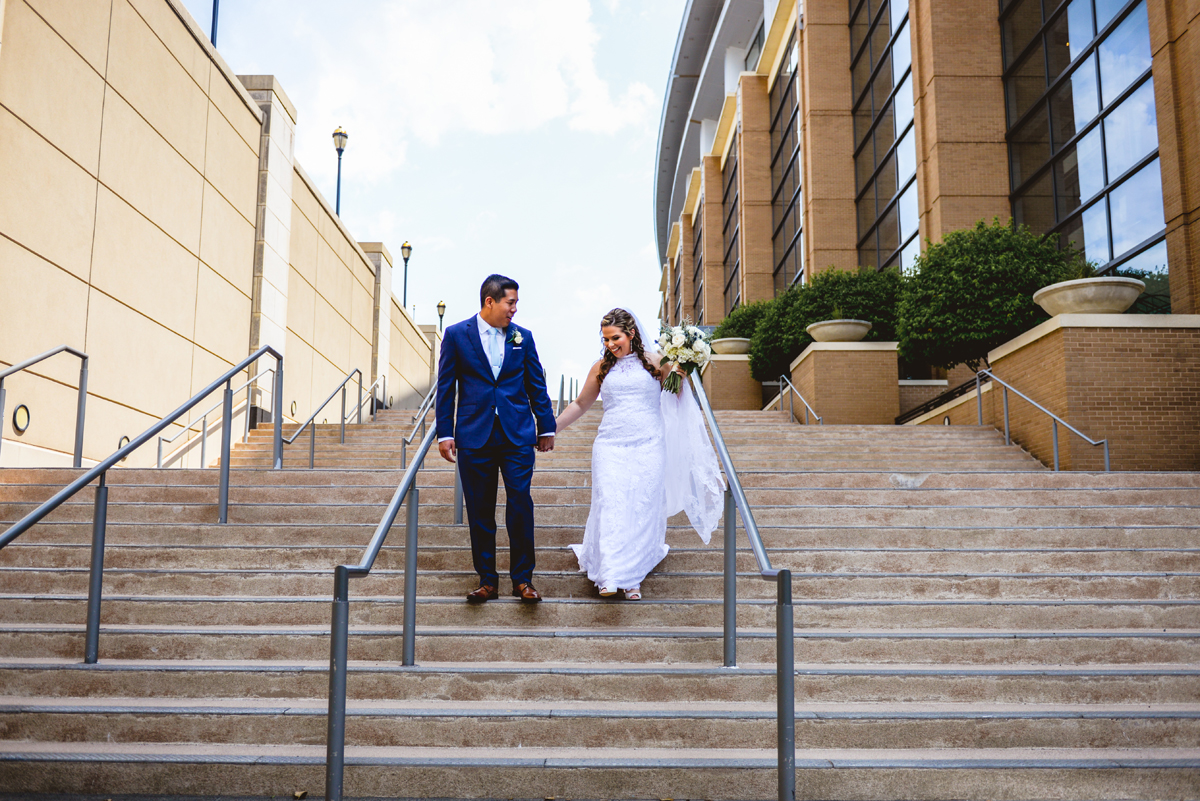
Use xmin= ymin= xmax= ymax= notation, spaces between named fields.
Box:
xmin=688 ymin=326 xmax=703 ymax=338
xmin=696 ymin=340 xmax=711 ymax=355
xmin=671 ymin=332 xmax=685 ymax=347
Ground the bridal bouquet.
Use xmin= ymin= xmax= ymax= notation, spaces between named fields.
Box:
xmin=657 ymin=322 xmax=712 ymax=394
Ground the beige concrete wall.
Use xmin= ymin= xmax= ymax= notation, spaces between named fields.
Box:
xmin=0 ymin=0 xmax=262 ymax=468
xmin=388 ymin=297 xmax=434 ymax=409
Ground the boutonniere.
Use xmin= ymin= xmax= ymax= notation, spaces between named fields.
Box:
xmin=507 ymin=329 xmax=523 ymax=345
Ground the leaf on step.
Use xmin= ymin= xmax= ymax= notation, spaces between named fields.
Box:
xmin=294 ymin=792 xmax=308 ymax=799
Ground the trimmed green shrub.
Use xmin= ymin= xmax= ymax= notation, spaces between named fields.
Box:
xmin=712 ymin=299 xmax=771 ymax=340
xmin=897 ymin=219 xmax=1089 ymax=371
xmin=748 ymin=267 xmax=901 ymax=382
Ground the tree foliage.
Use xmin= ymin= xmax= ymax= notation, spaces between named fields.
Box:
xmin=711 ymin=299 xmax=771 ymax=339
xmin=897 ymin=219 xmax=1089 ymax=371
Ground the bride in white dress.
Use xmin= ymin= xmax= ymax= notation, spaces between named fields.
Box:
xmin=554 ymin=308 xmax=724 ymax=600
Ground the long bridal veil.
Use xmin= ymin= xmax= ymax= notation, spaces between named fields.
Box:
xmin=617 ymin=307 xmax=725 ymax=544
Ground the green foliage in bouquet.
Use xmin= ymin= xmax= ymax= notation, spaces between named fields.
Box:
xmin=747 ymin=267 xmax=901 ymax=382
xmin=897 ymin=219 xmax=1090 ymax=371
xmin=711 ymin=299 xmax=771 ymax=340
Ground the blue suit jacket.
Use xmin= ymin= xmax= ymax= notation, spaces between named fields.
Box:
xmin=435 ymin=316 xmax=556 ymax=449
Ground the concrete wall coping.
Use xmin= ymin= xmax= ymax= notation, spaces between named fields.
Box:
xmin=700 ymin=353 xmax=751 ymax=377
xmin=988 ymin=314 xmax=1200 ymax=363
xmin=904 ymin=381 xmax=993 ymax=426
xmin=236 ymin=75 xmax=298 ymax=123
xmin=790 ymin=341 xmax=898 ymax=372
xmin=163 ymin=0 xmax=263 ymax=124
xmin=358 ymin=242 xmax=393 ymax=267
xmin=899 ymin=379 xmax=948 ymax=386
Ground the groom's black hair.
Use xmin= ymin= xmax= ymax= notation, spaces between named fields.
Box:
xmin=480 ymin=274 xmax=519 ymax=307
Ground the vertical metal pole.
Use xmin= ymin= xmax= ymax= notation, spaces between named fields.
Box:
xmin=335 ymin=152 xmax=343 ymax=216
xmin=325 ymin=565 xmax=350 ymax=801
xmin=310 ymin=424 xmax=316 ymax=470
xmin=1052 ymin=419 xmax=1060 ymax=471
xmin=401 ymin=439 xmax=407 ymax=469
xmin=340 ymin=386 xmax=347 ymax=444
xmin=976 ymin=373 xmax=983 ymax=425
xmin=402 ymin=487 xmax=420 ymax=666
xmin=218 ymin=383 xmax=233 ymax=524
xmin=419 ymin=420 xmax=426 ymax=471
xmin=1103 ymin=441 xmax=1110 ymax=472
xmin=157 ymin=438 xmax=163 ymax=469
xmin=558 ymin=375 xmax=565 ymax=415
xmin=200 ymin=416 xmax=207 ymax=469
xmin=1002 ymin=386 xmax=1010 ymax=445
xmin=272 ymin=360 xmax=284 ymax=470
xmin=776 ymin=569 xmax=796 ymax=801
xmin=209 ymin=0 xmax=219 ymax=45
xmin=84 ymin=472 xmax=109 ymax=664
xmin=453 ymin=462 xmax=464 ymax=525
xmin=0 ymin=383 xmax=6 ymax=464
xmin=73 ymin=358 xmax=88 ymax=468
xmin=723 ymin=489 xmax=737 ymax=667
xmin=357 ymin=374 xmax=363 ymax=424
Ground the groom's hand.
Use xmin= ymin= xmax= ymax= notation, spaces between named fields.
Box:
xmin=537 ymin=435 xmax=555 ymax=453
xmin=438 ymin=439 xmax=456 ymax=463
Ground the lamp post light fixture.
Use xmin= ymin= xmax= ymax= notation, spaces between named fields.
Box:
xmin=400 ymin=241 xmax=413 ymax=307
xmin=332 ymin=127 xmax=348 ymax=216
xmin=437 ymin=301 xmax=446 ymax=331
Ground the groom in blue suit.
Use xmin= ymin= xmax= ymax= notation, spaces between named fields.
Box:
xmin=436 ymin=275 xmax=557 ymax=603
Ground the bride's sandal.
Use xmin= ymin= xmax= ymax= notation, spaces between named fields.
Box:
xmin=624 ymin=586 xmax=642 ymax=601
xmin=598 ymin=585 xmax=617 ymax=597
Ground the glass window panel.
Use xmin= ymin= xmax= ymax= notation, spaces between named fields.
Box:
xmin=872 ymin=48 xmax=894 ymax=102
xmin=900 ymin=233 xmax=921 ymax=274
xmin=856 ymin=143 xmax=875 ymax=191
xmin=878 ymin=203 xmax=901 ymax=256
xmin=852 ymin=53 xmax=872 ymax=104
xmin=1094 ymin=0 xmax=1124 ymax=32
xmin=875 ymin=102 xmax=896 ymax=155
xmin=898 ymin=181 xmax=919 ymax=241
xmin=1002 ymin=0 xmax=1044 ymax=67
xmin=851 ymin=1 xmax=870 ymax=60
xmin=890 ymin=0 xmax=907 ymax=33
xmin=1014 ymin=171 xmax=1056 ymax=233
xmin=1009 ymin=104 xmax=1052 ymax=188
xmin=1103 ymin=77 xmax=1157 ymax=180
xmin=1066 ymin=0 xmax=1094 ymax=61
xmin=1006 ymin=45 xmax=1047 ymax=125
xmin=1054 ymin=146 xmax=1082 ymax=219
xmin=896 ymin=126 xmax=916 ymax=182
xmin=859 ymin=229 xmax=879 ymax=271
xmin=1099 ymin=2 xmax=1151 ymax=106
xmin=877 ymin=151 xmax=898 ymax=203
xmin=1044 ymin=0 xmax=1068 ymax=17
xmin=1082 ymin=199 xmax=1111 ymax=263
xmin=892 ymin=21 xmax=911 ymax=77
xmin=1045 ymin=8 xmax=1076 ymax=81
xmin=871 ymin=9 xmax=893 ymax=70
xmin=1049 ymin=56 xmax=1099 ymax=148
xmin=858 ymin=180 xmax=877 ymax=237
xmin=1114 ymin=239 xmax=1170 ymax=313
xmin=894 ymin=74 xmax=915 ymax=133
xmin=855 ymin=101 xmax=874 ymax=146
xmin=1075 ymin=125 xmax=1105 ymax=199
xmin=1109 ymin=157 xmax=1164 ymax=257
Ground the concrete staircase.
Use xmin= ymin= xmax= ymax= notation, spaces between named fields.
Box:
xmin=0 ymin=407 xmax=1198 ymax=798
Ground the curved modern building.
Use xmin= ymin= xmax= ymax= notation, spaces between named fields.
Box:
xmin=655 ymin=0 xmax=1199 ymax=328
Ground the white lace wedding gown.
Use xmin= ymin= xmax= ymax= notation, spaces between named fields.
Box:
xmin=570 ymin=353 xmax=724 ymax=591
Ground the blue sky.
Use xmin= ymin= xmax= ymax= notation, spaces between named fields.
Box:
xmin=179 ymin=0 xmax=686 ymax=391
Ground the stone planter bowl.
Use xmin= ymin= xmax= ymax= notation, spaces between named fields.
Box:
xmin=711 ymin=337 xmax=751 ymax=354
xmin=806 ymin=319 xmax=872 ymax=342
xmin=1033 ymin=277 xmax=1145 ymax=316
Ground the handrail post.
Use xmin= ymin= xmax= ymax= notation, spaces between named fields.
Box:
xmin=557 ymin=375 xmax=565 ymax=415
xmin=723 ymin=488 xmax=737 ymax=667
xmin=310 ymin=423 xmax=316 ymax=470
xmin=200 ymin=416 xmax=207 ymax=469
xmin=402 ymin=487 xmax=420 ymax=666
xmin=1002 ymin=386 xmax=1011 ymax=445
xmin=73 ymin=357 xmax=88 ymax=468
xmin=83 ymin=472 xmax=109 ymax=664
xmin=325 ymin=565 xmax=351 ymax=801
xmin=976 ymin=373 xmax=983 ymax=425
xmin=340 ymin=386 xmax=347 ymax=444
xmin=1103 ymin=441 xmax=1110 ymax=472
xmin=157 ymin=438 xmax=163 ymax=469
xmin=776 ymin=569 xmax=796 ymax=801
xmin=1052 ymin=419 xmax=1060 ymax=471
xmin=453 ymin=462 xmax=463 ymax=525
xmin=0 ymin=383 xmax=6 ymax=464
xmin=218 ymin=383 xmax=233 ymax=524
xmin=272 ymin=361 xmax=284 ymax=469
xmin=401 ymin=439 xmax=407 ymax=470
xmin=357 ymin=374 xmax=363 ymax=424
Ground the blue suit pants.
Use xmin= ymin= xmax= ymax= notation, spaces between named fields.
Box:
xmin=457 ymin=417 xmax=536 ymax=587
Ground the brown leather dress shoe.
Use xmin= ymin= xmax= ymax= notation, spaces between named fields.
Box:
xmin=512 ymin=582 xmax=542 ymax=603
xmin=466 ymin=584 xmax=498 ymax=603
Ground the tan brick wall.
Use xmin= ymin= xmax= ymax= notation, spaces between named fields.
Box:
xmin=701 ymin=356 xmax=762 ymax=410
xmin=1149 ymin=0 xmax=1200 ymax=314
xmin=678 ymin=214 xmax=695 ymax=325
xmin=899 ymin=382 xmax=949 ymax=415
xmin=798 ymin=0 xmax=858 ymax=273
xmin=737 ymin=73 xmax=775 ymax=304
xmin=790 ymin=344 xmax=901 ymax=424
xmin=701 ymin=155 xmax=726 ymax=325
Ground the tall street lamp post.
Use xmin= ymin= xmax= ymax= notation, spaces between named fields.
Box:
xmin=437 ymin=301 xmax=446 ymax=332
xmin=210 ymin=0 xmax=219 ymax=45
xmin=400 ymin=242 xmax=413 ymax=307
xmin=332 ymin=127 xmax=348 ymax=216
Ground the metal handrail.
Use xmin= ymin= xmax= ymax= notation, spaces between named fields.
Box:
xmin=976 ymin=368 xmax=1110 ymax=471
xmin=156 ymin=368 xmax=275 ymax=468
xmin=348 ymin=375 xmax=387 ymax=423
xmin=399 ymin=386 xmax=437 ymax=468
xmin=777 ymin=374 xmax=822 ymax=425
xmin=688 ymin=373 xmax=795 ymax=801
xmin=325 ymin=425 xmax=438 ymax=800
xmin=0 ymin=345 xmax=284 ymax=664
xmin=0 ymin=345 xmax=89 ymax=467
xmin=284 ymin=369 xmax=364 ymax=469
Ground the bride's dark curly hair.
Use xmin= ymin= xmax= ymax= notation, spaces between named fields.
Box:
xmin=597 ymin=308 xmax=661 ymax=385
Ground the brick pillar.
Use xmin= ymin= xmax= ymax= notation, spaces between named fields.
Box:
xmin=240 ymin=76 xmax=296 ymax=370
xmin=359 ymin=242 xmax=393 ymax=404
xmin=737 ymin=73 xmax=774 ymax=303
xmin=909 ymin=0 xmax=1009 ymax=244
xmin=1149 ymin=0 xmax=1200 ymax=314
xmin=702 ymin=155 xmax=726 ymax=325
xmin=678 ymin=213 xmax=695 ymax=324
xmin=798 ymin=0 xmax=858 ymax=273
